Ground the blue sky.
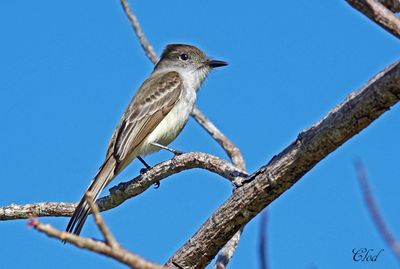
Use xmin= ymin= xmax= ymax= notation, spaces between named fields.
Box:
xmin=1 ymin=1 xmax=399 ymax=268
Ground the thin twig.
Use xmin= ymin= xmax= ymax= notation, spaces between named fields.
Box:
xmin=192 ymin=110 xmax=247 ymax=268
xmin=120 ymin=0 xmax=158 ymax=64
xmin=259 ymin=210 xmax=268 ymax=269
xmin=28 ymin=219 xmax=165 ymax=269
xmin=191 ymin=106 xmax=246 ymax=172
xmin=0 ymin=152 xmax=246 ymax=221
xmin=118 ymin=0 xmax=247 ymax=171
xmin=85 ymin=192 xmax=119 ymax=249
xmin=347 ymin=0 xmax=400 ymax=39
xmin=119 ymin=0 xmax=247 ymax=172
xmin=214 ymin=231 xmax=242 ymax=269
xmin=166 ymin=61 xmax=400 ymax=268
xmin=191 ymin=108 xmax=247 ymax=268
xmin=354 ymin=160 xmax=400 ymax=260
xmin=117 ymin=1 xmax=248 ymax=267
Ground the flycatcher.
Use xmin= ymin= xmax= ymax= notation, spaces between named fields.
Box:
xmin=66 ymin=44 xmax=227 ymax=236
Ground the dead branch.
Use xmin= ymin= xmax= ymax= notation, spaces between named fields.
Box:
xmin=354 ymin=160 xmax=400 ymax=261
xmin=191 ymin=107 xmax=246 ymax=171
xmin=120 ymin=0 xmax=158 ymax=64
xmin=29 ymin=218 xmax=164 ymax=269
xmin=30 ymin=191 xmax=166 ymax=268
xmin=6 ymin=2 xmax=399 ymax=269
xmin=347 ymin=0 xmax=400 ymax=38
xmin=379 ymin=0 xmax=400 ymax=13
xmin=86 ymin=192 xmax=119 ymax=249
xmin=119 ymin=1 xmax=247 ymax=267
xmin=0 ymin=152 xmax=246 ymax=220
xmin=166 ymin=61 xmax=400 ymax=268
xmin=259 ymin=210 xmax=268 ymax=269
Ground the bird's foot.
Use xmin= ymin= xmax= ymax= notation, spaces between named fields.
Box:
xmin=137 ymin=156 xmax=159 ymax=188
xmin=139 ymin=167 xmax=150 ymax=175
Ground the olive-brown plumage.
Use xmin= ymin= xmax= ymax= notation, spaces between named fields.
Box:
xmin=66 ymin=44 xmax=227 ymax=236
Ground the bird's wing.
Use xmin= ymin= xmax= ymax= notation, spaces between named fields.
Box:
xmin=65 ymin=71 xmax=182 ymax=237
xmin=108 ymin=71 xmax=182 ymax=170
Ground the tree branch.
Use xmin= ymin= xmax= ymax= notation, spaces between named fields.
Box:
xmin=29 ymin=218 xmax=165 ymax=269
xmin=0 ymin=202 xmax=74 ymax=220
xmin=191 ymin=107 xmax=246 ymax=172
xmin=354 ymin=160 xmax=400 ymax=261
xmin=118 ymin=0 xmax=247 ymax=171
xmin=346 ymin=0 xmax=400 ymax=38
xmin=28 ymin=181 xmax=167 ymax=269
xmin=380 ymin=0 xmax=400 ymax=13
xmin=191 ymin=107 xmax=247 ymax=269
xmin=0 ymin=152 xmax=246 ymax=221
xmin=166 ymin=61 xmax=400 ymax=268
xmin=258 ymin=210 xmax=268 ymax=269
xmin=119 ymin=1 xmax=247 ymax=267
xmin=120 ymin=0 xmax=158 ymax=64
xmin=191 ymin=108 xmax=247 ymax=269
xmin=214 ymin=231 xmax=242 ymax=269
xmin=86 ymin=192 xmax=119 ymax=249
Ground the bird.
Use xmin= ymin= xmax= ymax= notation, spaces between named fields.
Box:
xmin=65 ymin=44 xmax=228 ymax=236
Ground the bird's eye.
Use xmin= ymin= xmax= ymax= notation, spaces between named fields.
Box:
xmin=179 ymin=53 xmax=189 ymax=61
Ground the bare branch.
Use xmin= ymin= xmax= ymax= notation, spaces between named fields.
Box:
xmin=0 ymin=152 xmax=245 ymax=221
xmin=346 ymin=0 xmax=400 ymax=38
xmin=166 ymin=61 xmax=400 ymax=268
xmin=214 ymin=230 xmax=242 ymax=269
xmin=354 ymin=160 xmax=400 ymax=260
xmin=191 ymin=108 xmax=247 ymax=269
xmin=191 ymin=107 xmax=246 ymax=172
xmin=96 ymin=152 xmax=246 ymax=212
xmin=190 ymin=108 xmax=247 ymax=268
xmin=104 ymin=1 xmax=249 ymax=266
xmin=120 ymin=0 xmax=158 ymax=64
xmin=28 ymin=219 xmax=165 ymax=269
xmin=119 ymin=0 xmax=247 ymax=172
xmin=86 ymin=192 xmax=119 ymax=249
xmin=379 ymin=0 xmax=400 ymax=13
xmin=0 ymin=202 xmax=75 ymax=220
xmin=259 ymin=210 xmax=268 ymax=269
xmin=118 ymin=0 xmax=247 ymax=171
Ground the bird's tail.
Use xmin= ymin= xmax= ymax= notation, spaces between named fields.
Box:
xmin=65 ymin=155 xmax=117 ymax=237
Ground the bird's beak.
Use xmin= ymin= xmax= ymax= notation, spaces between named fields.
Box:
xmin=206 ymin=59 xmax=228 ymax=68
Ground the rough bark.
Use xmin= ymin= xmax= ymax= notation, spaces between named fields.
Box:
xmin=166 ymin=61 xmax=400 ymax=268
